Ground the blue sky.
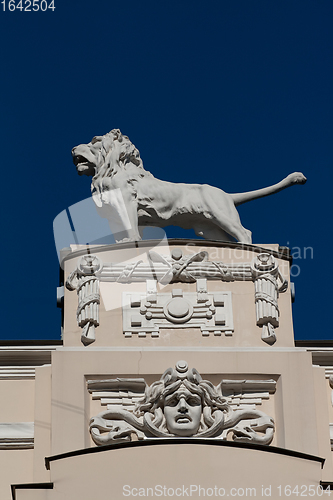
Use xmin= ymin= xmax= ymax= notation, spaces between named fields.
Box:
xmin=0 ymin=0 xmax=332 ymax=341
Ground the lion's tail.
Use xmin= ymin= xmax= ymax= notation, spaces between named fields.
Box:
xmin=230 ymin=172 xmax=307 ymax=206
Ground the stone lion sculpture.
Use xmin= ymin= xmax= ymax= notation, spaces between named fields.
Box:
xmin=72 ymin=129 xmax=306 ymax=243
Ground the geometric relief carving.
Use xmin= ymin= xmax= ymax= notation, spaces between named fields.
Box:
xmin=89 ymin=378 xmax=146 ymax=409
xmin=220 ymin=379 xmax=277 ymax=410
xmin=66 ymin=249 xmax=287 ymax=346
xmin=122 ymin=281 xmax=234 ymax=338
xmin=88 ymin=361 xmax=275 ymax=447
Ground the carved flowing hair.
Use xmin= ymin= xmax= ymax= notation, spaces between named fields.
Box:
xmin=92 ymin=128 xmax=150 ymax=182
xmin=133 ymin=367 xmax=231 ymax=438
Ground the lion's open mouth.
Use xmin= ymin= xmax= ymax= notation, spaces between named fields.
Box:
xmin=73 ymin=154 xmax=95 ymax=176
xmin=73 ymin=154 xmax=89 ymax=167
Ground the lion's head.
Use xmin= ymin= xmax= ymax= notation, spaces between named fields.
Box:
xmin=72 ymin=129 xmax=146 ymax=179
xmin=72 ymin=129 xmax=152 ymax=241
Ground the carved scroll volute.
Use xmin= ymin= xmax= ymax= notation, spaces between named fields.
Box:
xmin=251 ymin=253 xmax=287 ymax=346
xmin=66 ymin=254 xmax=102 ymax=346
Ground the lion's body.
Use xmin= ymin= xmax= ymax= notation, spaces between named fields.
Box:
xmin=72 ymin=129 xmax=306 ymax=243
xmin=134 ymin=178 xmax=240 ymax=239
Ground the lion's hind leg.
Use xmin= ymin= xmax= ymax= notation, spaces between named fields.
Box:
xmin=212 ymin=214 xmax=252 ymax=244
xmin=193 ymin=216 xmax=252 ymax=243
xmin=200 ymin=187 xmax=253 ymax=244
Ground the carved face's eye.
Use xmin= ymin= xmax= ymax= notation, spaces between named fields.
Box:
xmin=165 ymin=396 xmax=178 ymax=407
xmin=186 ymin=396 xmax=201 ymax=407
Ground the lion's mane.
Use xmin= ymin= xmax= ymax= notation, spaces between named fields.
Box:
xmin=91 ymin=129 xmax=151 ymax=183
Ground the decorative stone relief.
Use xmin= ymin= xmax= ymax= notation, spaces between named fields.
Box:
xmin=96 ymin=248 xmax=253 ymax=284
xmin=251 ymin=254 xmax=288 ymax=345
xmin=220 ymin=379 xmax=277 ymax=410
xmin=66 ymin=255 xmax=102 ymax=346
xmin=88 ymin=361 xmax=276 ymax=446
xmin=122 ymin=281 xmax=233 ymax=338
xmin=66 ymin=250 xmax=287 ymax=345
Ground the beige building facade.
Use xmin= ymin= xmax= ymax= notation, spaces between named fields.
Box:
xmin=1 ymin=240 xmax=333 ymax=499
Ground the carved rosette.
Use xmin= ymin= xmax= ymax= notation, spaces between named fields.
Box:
xmin=88 ymin=361 xmax=276 ymax=446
